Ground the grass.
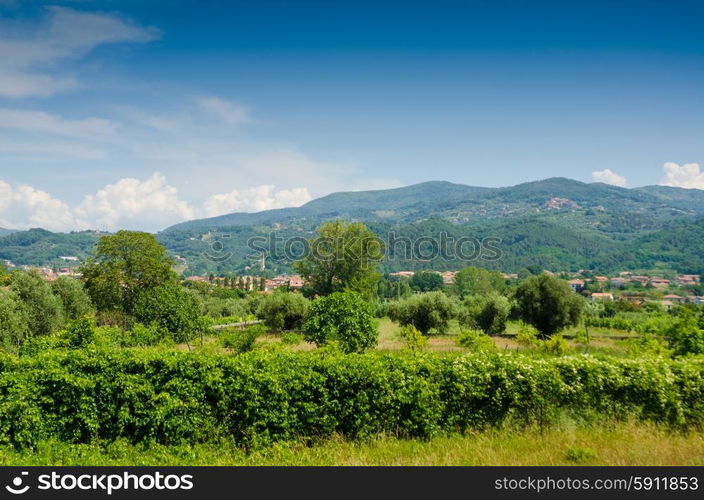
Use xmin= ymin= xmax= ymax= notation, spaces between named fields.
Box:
xmin=0 ymin=421 xmax=701 ymax=466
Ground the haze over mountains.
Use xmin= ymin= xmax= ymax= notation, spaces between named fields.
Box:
xmin=2 ymin=177 xmax=704 ymax=276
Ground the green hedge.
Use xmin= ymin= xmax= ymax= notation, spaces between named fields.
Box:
xmin=0 ymin=350 xmax=701 ymax=449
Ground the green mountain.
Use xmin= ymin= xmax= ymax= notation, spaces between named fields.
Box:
xmin=3 ymin=178 xmax=704 ymax=275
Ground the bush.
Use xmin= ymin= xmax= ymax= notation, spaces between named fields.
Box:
xmin=257 ymin=292 xmax=309 ymax=331
xmin=515 ymin=321 xmax=539 ymax=348
xmin=0 ymin=350 xmax=699 ymax=450
xmin=540 ymin=335 xmax=570 ymax=356
xmin=456 ymin=329 xmax=497 ymax=352
xmin=221 ymin=325 xmax=264 ymax=353
xmin=303 ymin=291 xmax=378 ymax=353
xmin=281 ymin=331 xmax=304 ymax=346
xmin=666 ymin=309 xmax=704 ymax=356
xmin=399 ymin=325 xmax=428 ymax=352
xmin=61 ymin=317 xmax=96 ymax=349
xmin=460 ymin=293 xmax=510 ymax=335
xmin=133 ymin=285 xmax=206 ymax=343
xmin=387 ymin=291 xmax=456 ymax=335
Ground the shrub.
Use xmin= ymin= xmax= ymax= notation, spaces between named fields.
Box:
xmin=281 ymin=331 xmax=304 ymax=346
xmin=221 ymin=324 xmax=264 ymax=353
xmin=133 ymin=285 xmax=205 ymax=343
xmin=460 ymin=293 xmax=510 ymax=335
xmin=0 ymin=350 xmax=699 ymax=449
xmin=126 ymin=323 xmax=170 ymax=347
xmin=456 ymin=329 xmax=497 ymax=352
xmin=387 ymin=291 xmax=456 ymax=335
xmin=399 ymin=324 xmax=428 ymax=352
xmin=515 ymin=321 xmax=539 ymax=348
xmin=539 ymin=335 xmax=570 ymax=356
xmin=256 ymin=292 xmax=309 ymax=331
xmin=303 ymin=291 xmax=378 ymax=353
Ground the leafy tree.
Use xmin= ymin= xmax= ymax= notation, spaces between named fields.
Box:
xmin=454 ymin=266 xmax=505 ymax=298
xmin=387 ymin=291 xmax=457 ymax=335
xmin=410 ymin=271 xmax=444 ymax=292
xmin=256 ymin=291 xmax=309 ymax=331
xmin=513 ymin=273 xmax=584 ymax=338
xmin=10 ymin=270 xmax=64 ymax=336
xmin=0 ymin=289 xmax=30 ymax=350
xmin=51 ymin=276 xmax=93 ymax=320
xmin=377 ymin=275 xmax=412 ymax=300
xmin=132 ymin=284 xmax=205 ymax=343
xmin=81 ymin=231 xmax=178 ymax=313
xmin=460 ymin=293 xmax=510 ymax=335
xmin=62 ymin=317 xmax=97 ymax=349
xmin=666 ymin=309 xmax=704 ymax=356
xmin=294 ymin=220 xmax=384 ymax=298
xmin=303 ymin=291 xmax=378 ymax=353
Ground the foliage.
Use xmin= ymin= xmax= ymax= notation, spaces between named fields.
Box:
xmin=132 ymin=285 xmax=205 ymax=343
xmin=399 ymin=324 xmax=428 ymax=352
xmin=303 ymin=291 xmax=378 ymax=353
xmin=410 ymin=271 xmax=444 ymax=292
xmin=666 ymin=309 xmax=704 ymax=356
xmin=51 ymin=277 xmax=93 ymax=321
xmin=256 ymin=292 xmax=309 ymax=331
xmin=454 ymin=266 xmax=505 ymax=298
xmin=294 ymin=220 xmax=383 ymax=298
xmin=280 ymin=332 xmax=304 ymax=346
xmin=81 ymin=231 xmax=178 ymax=313
xmin=0 ymin=289 xmax=30 ymax=350
xmin=456 ymin=329 xmax=497 ymax=352
xmin=513 ymin=274 xmax=584 ymax=338
xmin=387 ymin=291 xmax=456 ymax=335
xmin=10 ymin=270 xmax=64 ymax=336
xmin=0 ymin=350 xmax=700 ymax=450
xmin=61 ymin=317 xmax=97 ymax=349
xmin=515 ymin=322 xmax=540 ymax=348
xmin=539 ymin=335 xmax=570 ymax=356
xmin=460 ymin=293 xmax=510 ymax=335
xmin=221 ymin=325 xmax=264 ymax=353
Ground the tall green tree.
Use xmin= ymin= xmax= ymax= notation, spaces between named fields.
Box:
xmin=453 ymin=266 xmax=505 ymax=298
xmin=294 ymin=220 xmax=384 ymax=298
xmin=387 ymin=291 xmax=457 ymax=335
xmin=81 ymin=231 xmax=178 ymax=313
xmin=513 ymin=273 xmax=584 ymax=338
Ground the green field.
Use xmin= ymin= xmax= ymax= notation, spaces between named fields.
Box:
xmin=1 ymin=422 xmax=701 ymax=466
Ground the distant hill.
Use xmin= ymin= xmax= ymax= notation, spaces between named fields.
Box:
xmin=0 ymin=228 xmax=16 ymax=236
xmin=3 ymin=178 xmax=704 ymax=275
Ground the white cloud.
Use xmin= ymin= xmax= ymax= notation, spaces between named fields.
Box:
xmin=74 ymin=173 xmax=196 ymax=231
xmin=0 ymin=6 xmax=159 ymax=98
xmin=0 ymin=108 xmax=117 ymax=140
xmin=659 ymin=162 xmax=704 ymax=190
xmin=0 ymin=174 xmax=314 ymax=232
xmin=0 ymin=180 xmax=77 ymax=231
xmin=199 ymin=97 xmax=250 ymax=125
xmin=204 ymin=185 xmax=311 ymax=217
xmin=592 ymin=168 xmax=627 ymax=187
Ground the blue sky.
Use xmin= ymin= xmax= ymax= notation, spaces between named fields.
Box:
xmin=0 ymin=0 xmax=703 ymax=231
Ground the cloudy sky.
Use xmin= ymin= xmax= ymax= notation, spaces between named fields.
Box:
xmin=0 ymin=1 xmax=703 ymax=232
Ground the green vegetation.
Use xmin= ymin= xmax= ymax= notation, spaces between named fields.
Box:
xmin=460 ymin=293 xmax=511 ymax=335
xmin=303 ymin=291 xmax=378 ymax=353
xmin=294 ymin=220 xmax=383 ymax=298
xmin=256 ymin=291 xmax=309 ymax=331
xmin=388 ymin=291 xmax=457 ymax=335
xmin=513 ymin=274 xmax=584 ymax=338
